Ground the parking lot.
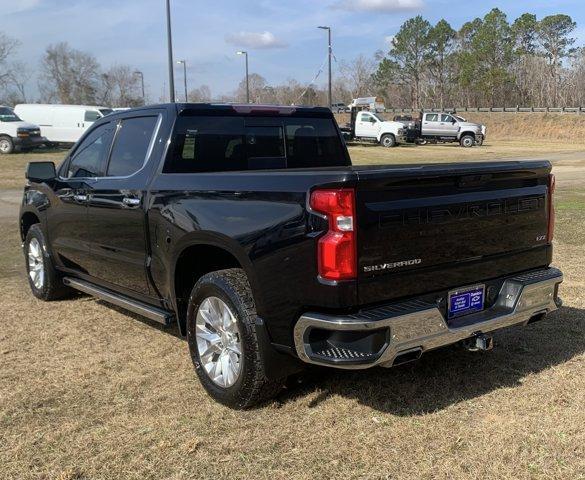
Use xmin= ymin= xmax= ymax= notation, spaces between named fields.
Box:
xmin=1 ymin=142 xmax=584 ymax=479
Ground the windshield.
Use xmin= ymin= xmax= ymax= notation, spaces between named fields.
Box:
xmin=372 ymin=113 xmax=386 ymax=122
xmin=0 ymin=107 xmax=22 ymax=122
xmin=99 ymin=109 xmax=114 ymax=116
xmin=454 ymin=115 xmax=466 ymax=122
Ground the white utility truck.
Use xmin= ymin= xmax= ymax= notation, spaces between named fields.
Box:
xmin=340 ymin=106 xmax=406 ymax=147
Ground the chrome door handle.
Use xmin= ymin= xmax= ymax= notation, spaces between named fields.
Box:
xmin=122 ymin=197 xmax=141 ymax=207
xmin=73 ymin=194 xmax=88 ymax=202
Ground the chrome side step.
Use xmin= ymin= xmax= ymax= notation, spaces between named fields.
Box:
xmin=63 ymin=277 xmax=174 ymax=326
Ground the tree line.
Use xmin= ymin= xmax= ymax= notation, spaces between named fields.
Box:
xmin=0 ymin=8 xmax=582 ymax=109
xmin=373 ymin=9 xmax=580 ymax=109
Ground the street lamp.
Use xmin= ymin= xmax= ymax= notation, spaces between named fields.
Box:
xmin=318 ymin=26 xmax=332 ymax=110
xmin=176 ymin=60 xmax=188 ymax=102
xmin=166 ymin=0 xmax=175 ymax=103
xmin=133 ymin=70 xmax=145 ymax=103
xmin=236 ymin=51 xmax=249 ymax=103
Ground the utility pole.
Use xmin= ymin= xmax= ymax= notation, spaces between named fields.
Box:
xmin=166 ymin=0 xmax=175 ymax=103
xmin=177 ymin=60 xmax=188 ymax=101
xmin=236 ymin=51 xmax=249 ymax=103
xmin=318 ymin=26 xmax=332 ymax=109
xmin=133 ymin=71 xmax=145 ymax=103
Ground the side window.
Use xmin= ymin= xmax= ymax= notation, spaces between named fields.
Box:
xmin=84 ymin=110 xmax=102 ymax=122
xmin=106 ymin=116 xmax=158 ymax=177
xmin=441 ymin=114 xmax=454 ymax=122
xmin=360 ymin=113 xmax=373 ymax=122
xmin=164 ymin=116 xmax=245 ymax=173
xmin=67 ymin=123 xmax=115 ymax=178
xmin=426 ymin=113 xmax=439 ymax=122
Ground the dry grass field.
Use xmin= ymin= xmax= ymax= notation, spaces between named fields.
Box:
xmin=1 ymin=136 xmax=584 ymax=479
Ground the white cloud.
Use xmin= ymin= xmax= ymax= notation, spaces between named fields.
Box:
xmin=384 ymin=35 xmax=395 ymax=46
xmin=331 ymin=0 xmax=424 ymax=13
xmin=4 ymin=0 xmax=41 ymax=15
xmin=225 ymin=31 xmax=287 ymax=49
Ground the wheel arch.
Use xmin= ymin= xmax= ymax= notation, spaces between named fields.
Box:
xmin=20 ymin=211 xmax=41 ymax=241
xmin=170 ymin=235 xmax=262 ymax=336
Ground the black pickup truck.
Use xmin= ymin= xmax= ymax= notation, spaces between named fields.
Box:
xmin=20 ymin=103 xmax=563 ymax=408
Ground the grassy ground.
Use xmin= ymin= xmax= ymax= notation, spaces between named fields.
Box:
xmin=1 ymin=145 xmax=584 ymax=479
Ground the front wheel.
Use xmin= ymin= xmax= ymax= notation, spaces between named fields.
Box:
xmin=186 ymin=268 xmax=284 ymax=408
xmin=380 ymin=134 xmax=396 ymax=148
xmin=460 ymin=135 xmax=475 ymax=148
xmin=0 ymin=136 xmax=14 ymax=154
xmin=24 ymin=224 xmax=73 ymax=300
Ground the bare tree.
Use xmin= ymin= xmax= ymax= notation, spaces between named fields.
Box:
xmin=338 ymin=54 xmax=376 ymax=99
xmin=40 ymin=42 xmax=100 ymax=104
xmin=99 ymin=65 xmax=143 ymax=107
xmin=188 ymin=85 xmax=212 ymax=102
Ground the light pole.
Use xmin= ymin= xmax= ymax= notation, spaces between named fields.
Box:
xmin=318 ymin=26 xmax=332 ymax=109
xmin=177 ymin=60 xmax=188 ymax=101
xmin=166 ymin=0 xmax=175 ymax=103
xmin=133 ymin=70 xmax=145 ymax=103
xmin=236 ymin=51 xmax=249 ymax=103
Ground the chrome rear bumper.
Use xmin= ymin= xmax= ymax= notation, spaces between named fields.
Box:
xmin=293 ymin=268 xmax=563 ymax=369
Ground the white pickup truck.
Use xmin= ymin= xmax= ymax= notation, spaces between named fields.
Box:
xmin=0 ymin=106 xmax=46 ymax=154
xmin=342 ymin=110 xmax=407 ymax=147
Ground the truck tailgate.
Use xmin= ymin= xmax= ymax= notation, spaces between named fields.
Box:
xmin=354 ymin=161 xmax=553 ymax=305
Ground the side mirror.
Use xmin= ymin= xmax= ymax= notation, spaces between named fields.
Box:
xmin=451 ymin=119 xmax=457 ymax=124
xmin=26 ymin=161 xmax=56 ymax=183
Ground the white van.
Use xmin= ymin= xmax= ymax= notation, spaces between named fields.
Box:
xmin=14 ymin=104 xmax=114 ymax=144
xmin=0 ymin=106 xmax=46 ymax=154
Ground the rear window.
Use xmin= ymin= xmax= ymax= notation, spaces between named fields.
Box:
xmin=164 ymin=115 xmax=346 ymax=173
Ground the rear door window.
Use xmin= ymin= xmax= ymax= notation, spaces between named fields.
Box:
xmin=106 ymin=116 xmax=158 ymax=177
xmin=425 ymin=114 xmax=439 ymax=122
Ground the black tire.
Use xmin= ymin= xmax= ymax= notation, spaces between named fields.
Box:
xmin=415 ymin=138 xmax=428 ymax=145
xmin=24 ymin=224 xmax=73 ymax=301
xmin=380 ymin=133 xmax=396 ymax=148
xmin=460 ymin=134 xmax=475 ymax=148
xmin=186 ymin=268 xmax=284 ymax=409
xmin=0 ymin=135 xmax=14 ymax=154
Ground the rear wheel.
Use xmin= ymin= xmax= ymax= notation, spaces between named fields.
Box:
xmin=380 ymin=133 xmax=396 ymax=148
xmin=24 ymin=224 xmax=73 ymax=300
xmin=0 ymin=136 xmax=14 ymax=154
xmin=186 ymin=268 xmax=284 ymax=408
xmin=460 ymin=135 xmax=475 ymax=148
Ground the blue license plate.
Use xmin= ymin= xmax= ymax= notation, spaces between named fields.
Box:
xmin=448 ymin=284 xmax=485 ymax=319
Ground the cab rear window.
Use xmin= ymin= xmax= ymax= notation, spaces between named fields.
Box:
xmin=163 ymin=115 xmax=346 ymax=173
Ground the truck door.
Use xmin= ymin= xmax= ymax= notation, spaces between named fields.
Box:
xmin=355 ymin=112 xmax=379 ymax=138
xmin=422 ymin=113 xmax=441 ymax=136
xmin=85 ymin=113 xmax=162 ymax=296
xmin=47 ymin=121 xmax=116 ymax=273
xmin=439 ymin=113 xmax=460 ymax=137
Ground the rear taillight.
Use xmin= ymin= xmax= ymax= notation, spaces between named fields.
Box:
xmin=547 ymin=174 xmax=555 ymax=243
xmin=310 ymin=189 xmax=356 ymax=281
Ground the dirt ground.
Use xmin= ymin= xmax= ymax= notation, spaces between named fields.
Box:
xmin=0 ymin=143 xmax=584 ymax=479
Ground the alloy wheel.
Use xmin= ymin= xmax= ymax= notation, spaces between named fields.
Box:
xmin=195 ymin=296 xmax=242 ymax=388
xmin=28 ymin=238 xmax=45 ymax=289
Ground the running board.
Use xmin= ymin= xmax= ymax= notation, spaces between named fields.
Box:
xmin=63 ymin=277 xmax=174 ymax=326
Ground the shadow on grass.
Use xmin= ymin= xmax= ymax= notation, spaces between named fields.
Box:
xmin=278 ymin=306 xmax=585 ymax=415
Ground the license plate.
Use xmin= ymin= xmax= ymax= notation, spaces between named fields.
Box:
xmin=448 ymin=284 xmax=485 ymax=319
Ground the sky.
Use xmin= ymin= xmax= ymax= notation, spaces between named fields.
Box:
xmin=3 ymin=0 xmax=585 ymax=102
